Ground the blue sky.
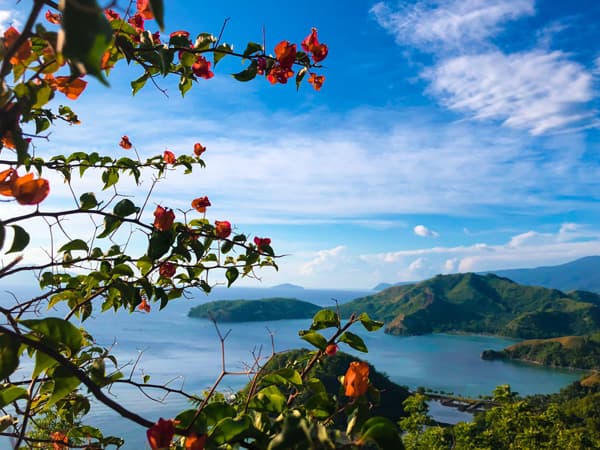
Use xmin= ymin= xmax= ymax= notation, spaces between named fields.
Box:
xmin=2 ymin=0 xmax=600 ymax=289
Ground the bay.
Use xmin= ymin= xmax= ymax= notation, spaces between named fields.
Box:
xmin=3 ymin=287 xmax=585 ymax=449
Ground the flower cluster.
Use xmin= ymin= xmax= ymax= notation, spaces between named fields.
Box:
xmin=0 ymin=168 xmax=50 ymax=205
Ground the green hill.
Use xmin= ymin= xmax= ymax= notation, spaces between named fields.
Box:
xmin=338 ymin=273 xmax=600 ymax=338
xmin=481 ymin=333 xmax=600 ymax=369
xmin=188 ymin=297 xmax=321 ymax=322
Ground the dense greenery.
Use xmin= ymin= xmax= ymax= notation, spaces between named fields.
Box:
xmin=482 ymin=333 xmax=600 ymax=369
xmin=340 ymin=273 xmax=600 ymax=338
xmin=402 ymin=379 xmax=600 ymax=449
xmin=188 ymin=297 xmax=322 ymax=321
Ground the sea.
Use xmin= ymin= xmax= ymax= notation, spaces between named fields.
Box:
xmin=2 ymin=286 xmax=585 ymax=449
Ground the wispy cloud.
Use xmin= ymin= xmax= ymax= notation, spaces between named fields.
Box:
xmin=301 ymin=245 xmax=346 ymax=275
xmin=414 ymin=224 xmax=439 ymax=237
xmin=0 ymin=7 xmax=21 ymax=29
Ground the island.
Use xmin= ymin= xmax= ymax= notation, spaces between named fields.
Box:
xmin=188 ymin=297 xmax=321 ymax=322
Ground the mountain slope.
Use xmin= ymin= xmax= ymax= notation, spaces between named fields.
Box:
xmin=339 ymin=273 xmax=600 ymax=338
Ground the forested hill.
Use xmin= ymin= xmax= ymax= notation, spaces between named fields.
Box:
xmin=188 ymin=297 xmax=321 ymax=322
xmin=339 ymin=273 xmax=600 ymax=338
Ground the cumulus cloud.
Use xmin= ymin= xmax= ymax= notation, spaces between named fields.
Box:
xmin=300 ymin=246 xmax=346 ymax=275
xmin=370 ymin=0 xmax=534 ymax=49
xmin=414 ymin=224 xmax=439 ymax=237
xmin=426 ymin=51 xmax=594 ymax=135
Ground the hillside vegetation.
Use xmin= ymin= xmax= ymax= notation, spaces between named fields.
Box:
xmin=482 ymin=333 xmax=600 ymax=369
xmin=339 ymin=273 xmax=600 ymax=338
xmin=188 ymin=297 xmax=322 ymax=322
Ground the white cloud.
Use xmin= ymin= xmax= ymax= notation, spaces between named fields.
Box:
xmin=0 ymin=9 xmax=20 ymax=30
xmin=300 ymin=246 xmax=346 ymax=275
xmin=426 ymin=51 xmax=595 ymax=135
xmin=370 ymin=0 xmax=534 ymax=50
xmin=408 ymin=257 xmax=425 ymax=271
xmin=444 ymin=258 xmax=458 ymax=272
xmin=414 ymin=224 xmax=439 ymax=237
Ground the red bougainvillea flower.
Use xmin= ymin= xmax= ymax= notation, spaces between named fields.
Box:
xmin=45 ymin=10 xmax=62 ymax=24
xmin=104 ymin=9 xmax=120 ymax=21
xmin=3 ymin=27 xmax=32 ymax=65
xmin=325 ymin=343 xmax=338 ymax=356
xmin=163 ymin=150 xmax=176 ymax=164
xmin=193 ymin=142 xmax=206 ymax=157
xmin=51 ymin=431 xmax=68 ymax=450
xmin=170 ymin=30 xmax=190 ymax=40
xmin=344 ymin=361 xmax=369 ymax=398
xmin=308 ymin=73 xmax=325 ymax=91
xmin=159 ymin=262 xmax=176 ymax=278
xmin=146 ymin=418 xmax=176 ymax=450
xmin=274 ymin=40 xmax=296 ymax=70
xmin=257 ymin=57 xmax=267 ymax=75
xmin=153 ymin=206 xmax=175 ymax=231
xmin=136 ymin=0 xmax=154 ymax=19
xmin=128 ymin=13 xmax=145 ymax=32
xmin=253 ymin=237 xmax=271 ymax=253
xmin=119 ymin=136 xmax=133 ymax=149
xmin=138 ymin=297 xmax=151 ymax=313
xmin=214 ymin=220 xmax=232 ymax=239
xmin=266 ymin=65 xmax=294 ymax=85
xmin=192 ymin=56 xmax=214 ymax=79
xmin=11 ymin=173 xmax=50 ymax=205
xmin=191 ymin=196 xmax=211 ymax=213
xmin=185 ymin=433 xmax=207 ymax=450
xmin=302 ymin=28 xmax=328 ymax=63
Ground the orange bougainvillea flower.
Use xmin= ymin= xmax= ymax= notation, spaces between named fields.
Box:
xmin=159 ymin=262 xmax=176 ymax=278
xmin=45 ymin=74 xmax=87 ymax=100
xmin=344 ymin=361 xmax=370 ymax=398
xmin=128 ymin=12 xmax=145 ymax=32
xmin=325 ymin=343 xmax=338 ymax=356
xmin=193 ymin=142 xmax=206 ymax=157
xmin=136 ymin=0 xmax=154 ymax=19
xmin=308 ymin=73 xmax=325 ymax=91
xmin=274 ymin=40 xmax=296 ymax=70
xmin=153 ymin=205 xmax=175 ymax=231
xmin=119 ymin=135 xmax=133 ymax=149
xmin=51 ymin=431 xmax=68 ymax=450
xmin=192 ymin=56 xmax=214 ymax=79
xmin=3 ymin=26 xmax=32 ymax=65
xmin=191 ymin=196 xmax=211 ymax=213
xmin=45 ymin=10 xmax=62 ymax=24
xmin=301 ymin=28 xmax=328 ymax=63
xmin=138 ymin=297 xmax=151 ymax=313
xmin=12 ymin=173 xmax=50 ymax=205
xmin=253 ymin=237 xmax=271 ymax=253
xmin=163 ymin=150 xmax=176 ymax=164
xmin=214 ymin=220 xmax=231 ymax=239
xmin=185 ymin=433 xmax=207 ymax=450
xmin=1 ymin=131 xmax=16 ymax=150
xmin=0 ymin=168 xmax=18 ymax=196
xmin=170 ymin=30 xmax=190 ymax=39
xmin=104 ymin=9 xmax=120 ymax=21
xmin=266 ymin=65 xmax=294 ymax=85
xmin=146 ymin=418 xmax=176 ymax=450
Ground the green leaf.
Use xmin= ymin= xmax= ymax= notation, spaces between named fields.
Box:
xmin=248 ymin=385 xmax=287 ymax=414
xmin=45 ymin=365 xmax=80 ymax=409
xmin=296 ymin=67 xmax=308 ymax=91
xmin=147 ymin=231 xmax=172 ymax=260
xmin=298 ymin=330 xmax=327 ymax=350
xmin=358 ymin=417 xmax=403 ymax=449
xmin=60 ymin=0 xmax=113 ymax=84
xmin=101 ymin=168 xmax=119 ymax=189
xmin=214 ymin=43 xmax=232 ymax=66
xmin=243 ymin=42 xmax=263 ymax=57
xmin=21 ymin=317 xmax=83 ymax=353
xmin=210 ymin=415 xmax=253 ymax=445
xmin=225 ymin=267 xmax=239 ymax=287
xmin=113 ymin=199 xmax=138 ymax=217
xmin=358 ymin=312 xmax=383 ymax=332
xmin=201 ymin=402 xmax=236 ymax=427
xmin=59 ymin=239 xmax=89 ymax=253
xmin=79 ymin=192 xmax=98 ymax=210
xmin=261 ymin=368 xmax=303 ymax=387
xmin=221 ymin=240 xmax=233 ymax=254
xmin=0 ymin=334 xmax=20 ymax=379
xmin=97 ymin=216 xmax=122 ymax=239
xmin=131 ymin=73 xmax=149 ymax=95
xmin=232 ymin=60 xmax=258 ymax=82
xmin=149 ymin=0 xmax=164 ymax=30
xmin=0 ymin=385 xmax=27 ymax=408
xmin=310 ymin=309 xmax=339 ymax=330
xmin=7 ymin=225 xmax=29 ymax=253
xmin=339 ymin=331 xmax=368 ymax=353
xmin=178 ymin=76 xmax=192 ymax=97
xmin=32 ymin=351 xmax=58 ymax=378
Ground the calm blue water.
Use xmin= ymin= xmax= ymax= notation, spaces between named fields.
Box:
xmin=3 ymin=287 xmax=585 ymax=449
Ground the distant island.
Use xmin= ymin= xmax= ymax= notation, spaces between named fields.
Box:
xmin=339 ymin=272 xmax=600 ymax=339
xmin=188 ymin=297 xmax=320 ymax=322
xmin=271 ymin=283 xmax=304 ymax=289
xmin=482 ymin=333 xmax=600 ymax=370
